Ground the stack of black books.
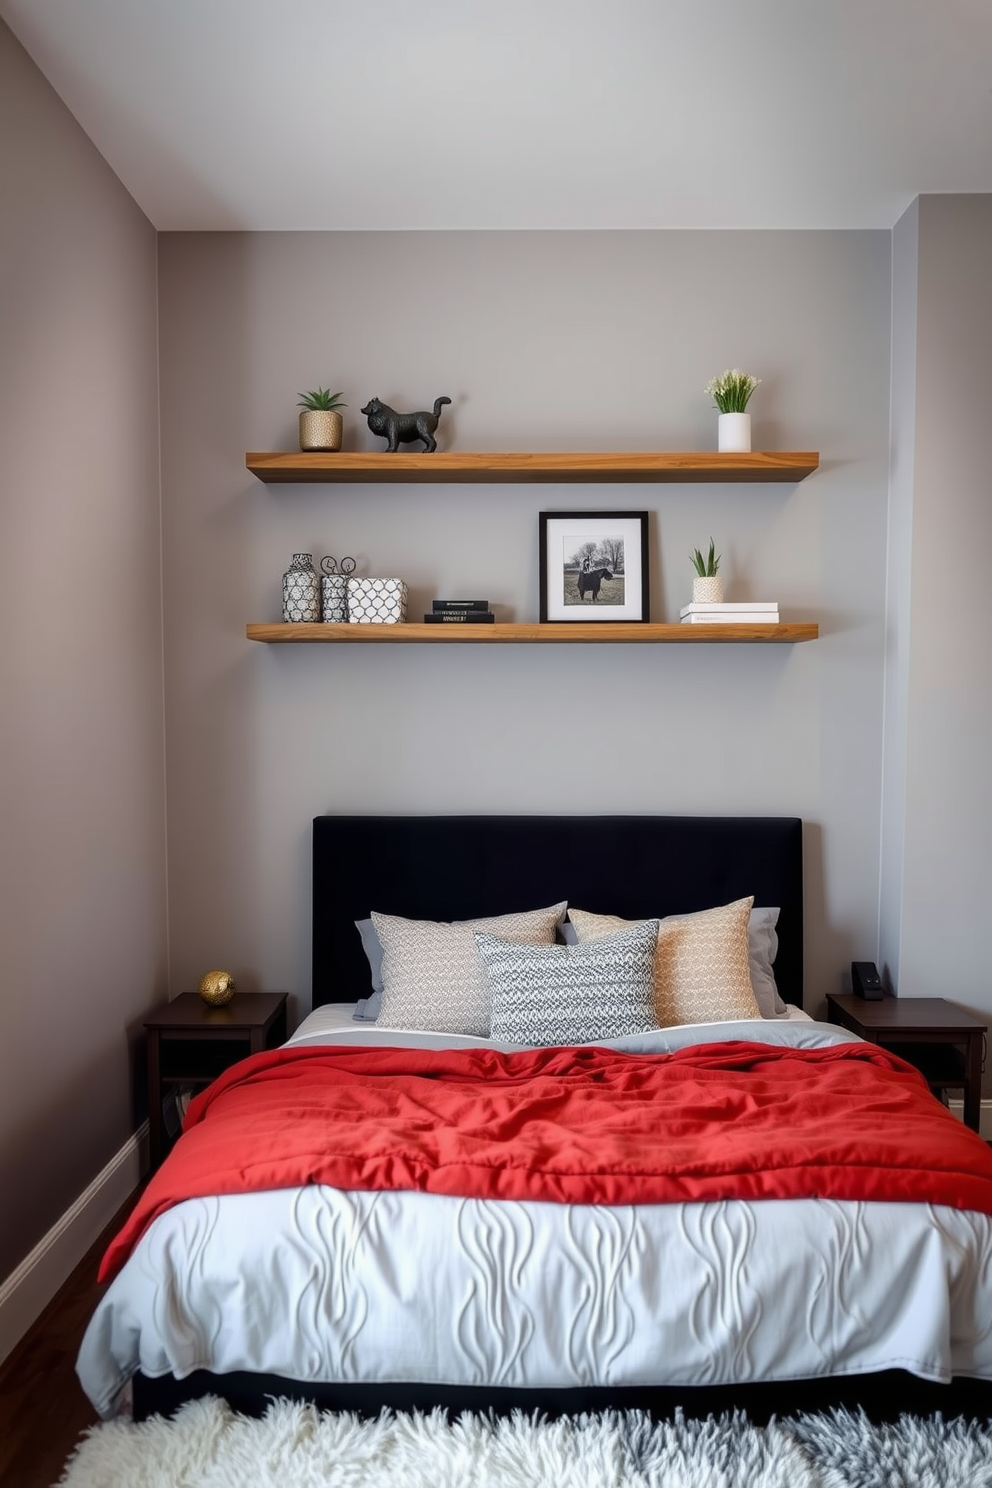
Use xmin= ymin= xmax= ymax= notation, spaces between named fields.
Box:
xmin=424 ymin=599 xmax=495 ymax=624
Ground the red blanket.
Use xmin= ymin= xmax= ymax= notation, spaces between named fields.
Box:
xmin=100 ymin=1040 xmax=992 ymax=1283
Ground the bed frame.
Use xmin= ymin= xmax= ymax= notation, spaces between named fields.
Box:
xmin=311 ymin=813 xmax=804 ymax=1009
xmin=133 ymin=813 xmax=992 ymax=1423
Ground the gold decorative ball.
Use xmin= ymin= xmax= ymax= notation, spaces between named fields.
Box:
xmin=198 ymin=969 xmax=236 ymax=1006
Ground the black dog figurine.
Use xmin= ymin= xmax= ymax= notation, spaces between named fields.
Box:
xmin=361 ymin=396 xmax=451 ymax=453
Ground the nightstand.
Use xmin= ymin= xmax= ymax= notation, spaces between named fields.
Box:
xmin=144 ymin=991 xmax=289 ymax=1168
xmin=826 ymin=994 xmax=986 ymax=1132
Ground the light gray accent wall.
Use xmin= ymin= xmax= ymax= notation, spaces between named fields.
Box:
xmin=0 ymin=22 xmax=166 ymax=1276
xmin=879 ymin=200 xmax=919 ymax=992
xmin=157 ymin=229 xmax=891 ymax=1027
xmin=893 ymin=197 xmax=992 ymax=1025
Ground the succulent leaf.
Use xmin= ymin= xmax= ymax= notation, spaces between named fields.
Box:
xmin=298 ymin=386 xmax=347 ymax=410
xmin=690 ymin=538 xmax=720 ymax=576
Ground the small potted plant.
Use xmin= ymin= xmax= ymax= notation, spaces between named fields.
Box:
xmin=298 ymin=387 xmax=346 ymax=452
xmin=705 ymin=369 xmax=760 ymax=453
xmin=690 ymin=537 xmax=723 ymax=604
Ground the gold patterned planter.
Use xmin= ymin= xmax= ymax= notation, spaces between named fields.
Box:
xmin=299 ymin=410 xmax=343 ymax=452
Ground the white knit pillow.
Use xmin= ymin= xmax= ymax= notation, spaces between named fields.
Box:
xmin=568 ymin=898 xmax=761 ymax=1027
xmin=372 ymin=903 xmax=567 ymax=1036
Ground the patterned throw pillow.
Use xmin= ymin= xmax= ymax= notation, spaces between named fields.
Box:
xmin=371 ymin=903 xmax=567 ymax=1037
xmin=568 ymin=898 xmax=761 ymax=1027
xmin=476 ymin=920 xmax=660 ymax=1047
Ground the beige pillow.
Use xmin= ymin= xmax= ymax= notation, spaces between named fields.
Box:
xmin=372 ymin=902 xmax=567 ymax=1037
xmin=568 ymin=898 xmax=761 ymax=1027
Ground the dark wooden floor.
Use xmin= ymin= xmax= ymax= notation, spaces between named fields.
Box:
xmin=0 ymin=1187 xmax=140 ymax=1488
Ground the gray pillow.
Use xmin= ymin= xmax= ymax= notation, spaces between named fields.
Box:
xmin=747 ymin=906 xmax=786 ymax=1017
xmin=476 ymin=920 xmax=660 ymax=1047
xmin=353 ymin=918 xmax=385 ymax=1020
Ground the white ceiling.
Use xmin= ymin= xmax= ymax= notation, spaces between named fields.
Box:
xmin=3 ymin=0 xmax=992 ymax=232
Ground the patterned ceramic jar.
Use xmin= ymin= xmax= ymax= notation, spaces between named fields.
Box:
xmin=283 ymin=553 xmax=320 ymax=622
xmin=347 ymin=577 xmax=409 ymax=624
xmin=320 ymin=555 xmax=355 ymax=622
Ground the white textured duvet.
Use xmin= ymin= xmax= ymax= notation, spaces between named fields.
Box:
xmin=77 ymin=1013 xmax=992 ymax=1417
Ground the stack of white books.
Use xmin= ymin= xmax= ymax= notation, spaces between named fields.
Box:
xmin=680 ymin=601 xmax=780 ymax=625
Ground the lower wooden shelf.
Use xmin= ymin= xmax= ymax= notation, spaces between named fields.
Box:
xmin=247 ymin=622 xmax=818 ymax=644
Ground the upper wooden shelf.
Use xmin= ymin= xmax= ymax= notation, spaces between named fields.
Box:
xmin=245 ymin=451 xmax=820 ymax=485
xmin=247 ymin=622 xmax=818 ymax=645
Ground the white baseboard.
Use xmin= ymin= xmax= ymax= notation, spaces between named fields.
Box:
xmin=0 ymin=1122 xmax=148 ymax=1368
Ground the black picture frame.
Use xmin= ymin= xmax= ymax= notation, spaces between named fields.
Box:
xmin=539 ymin=510 xmax=650 ymax=623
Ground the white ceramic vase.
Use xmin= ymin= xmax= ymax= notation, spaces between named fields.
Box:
xmin=693 ymin=576 xmax=724 ymax=604
xmin=718 ymin=412 xmax=751 ymax=453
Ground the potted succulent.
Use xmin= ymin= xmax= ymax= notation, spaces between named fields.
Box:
xmin=690 ymin=538 xmax=724 ymax=604
xmin=298 ymin=387 xmax=346 ymax=452
xmin=705 ymin=369 xmax=760 ymax=453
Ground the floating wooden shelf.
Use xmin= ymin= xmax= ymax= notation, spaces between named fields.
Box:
xmin=247 ymin=622 xmax=818 ymax=645
xmin=246 ymin=451 xmax=820 ymax=485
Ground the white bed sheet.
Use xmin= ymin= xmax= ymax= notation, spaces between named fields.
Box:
xmin=285 ymin=1000 xmax=814 ymax=1052
xmin=77 ymin=1015 xmax=992 ymax=1418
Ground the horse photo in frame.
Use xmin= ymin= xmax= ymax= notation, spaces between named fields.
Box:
xmin=539 ymin=510 xmax=650 ymax=623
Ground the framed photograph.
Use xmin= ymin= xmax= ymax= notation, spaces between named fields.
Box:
xmin=539 ymin=510 xmax=650 ymax=623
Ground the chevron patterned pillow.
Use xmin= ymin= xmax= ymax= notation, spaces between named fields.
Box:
xmin=476 ymin=919 xmax=660 ymax=1047
xmin=569 ymin=898 xmax=762 ymax=1027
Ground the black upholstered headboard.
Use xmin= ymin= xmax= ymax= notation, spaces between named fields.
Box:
xmin=312 ymin=815 xmax=804 ymax=1011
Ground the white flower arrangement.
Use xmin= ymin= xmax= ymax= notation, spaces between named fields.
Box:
xmin=705 ymin=369 xmax=760 ymax=414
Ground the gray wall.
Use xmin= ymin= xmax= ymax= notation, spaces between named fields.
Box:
xmin=157 ymin=229 xmax=892 ymax=1029
xmin=880 ymin=197 xmax=992 ymax=1012
xmin=0 ymin=22 xmax=166 ymax=1277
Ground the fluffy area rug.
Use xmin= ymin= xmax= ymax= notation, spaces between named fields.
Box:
xmin=55 ymin=1397 xmax=992 ymax=1488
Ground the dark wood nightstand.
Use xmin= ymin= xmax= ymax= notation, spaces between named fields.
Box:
xmin=826 ymin=994 xmax=986 ymax=1132
xmin=144 ymin=991 xmax=289 ymax=1168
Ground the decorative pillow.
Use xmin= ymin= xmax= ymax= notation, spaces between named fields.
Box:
xmin=371 ymin=902 xmax=567 ymax=1036
xmin=355 ymin=907 xmax=593 ymax=1023
xmin=566 ymin=904 xmax=784 ymax=1018
xmin=747 ymin=906 xmax=786 ymax=1017
xmin=568 ymin=898 xmax=761 ymax=1027
xmin=353 ymin=918 xmax=385 ymax=1020
xmin=476 ymin=920 xmax=660 ymax=1047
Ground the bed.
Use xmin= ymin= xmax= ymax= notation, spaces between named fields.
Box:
xmin=77 ymin=814 xmax=992 ymax=1422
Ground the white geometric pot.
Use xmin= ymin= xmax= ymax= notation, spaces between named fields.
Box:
xmin=692 ymin=576 xmax=725 ymax=604
xmin=718 ymin=412 xmax=751 ymax=453
xmin=347 ymin=578 xmax=409 ymax=624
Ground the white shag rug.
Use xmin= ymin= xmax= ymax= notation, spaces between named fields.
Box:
xmin=55 ymin=1397 xmax=992 ymax=1488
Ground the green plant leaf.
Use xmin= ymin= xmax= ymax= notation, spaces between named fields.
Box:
xmin=298 ymin=386 xmax=347 ymax=410
xmin=691 ymin=538 xmax=720 ymax=575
